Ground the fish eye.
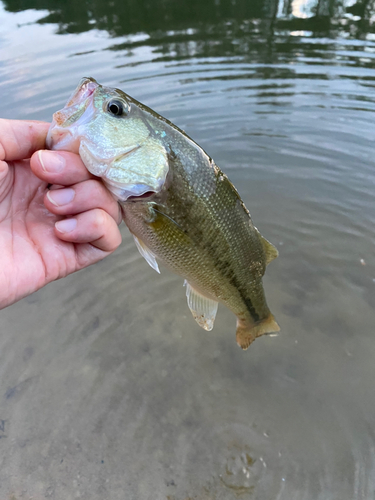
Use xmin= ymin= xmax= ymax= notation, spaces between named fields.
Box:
xmin=107 ymin=99 xmax=127 ymax=117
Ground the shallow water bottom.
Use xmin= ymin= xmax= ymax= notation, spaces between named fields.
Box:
xmin=1 ymin=227 xmax=374 ymax=500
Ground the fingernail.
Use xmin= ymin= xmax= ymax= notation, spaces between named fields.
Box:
xmin=47 ymin=188 xmax=75 ymax=206
xmin=55 ymin=218 xmax=77 ymax=233
xmin=38 ymin=150 xmax=65 ymax=173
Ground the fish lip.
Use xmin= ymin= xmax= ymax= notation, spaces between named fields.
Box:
xmin=65 ymin=77 xmax=99 ymax=108
xmin=46 ymin=126 xmax=73 ymax=150
xmin=47 ymin=78 xmax=100 ymax=150
xmin=47 ymin=96 xmax=97 ymax=152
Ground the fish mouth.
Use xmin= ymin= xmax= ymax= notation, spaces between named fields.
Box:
xmin=46 ymin=77 xmax=99 ymax=151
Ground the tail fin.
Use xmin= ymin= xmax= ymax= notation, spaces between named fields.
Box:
xmin=236 ymin=314 xmax=280 ymax=350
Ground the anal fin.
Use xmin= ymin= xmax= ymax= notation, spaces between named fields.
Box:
xmin=184 ymin=281 xmax=218 ymax=331
xmin=132 ymin=235 xmax=160 ymax=274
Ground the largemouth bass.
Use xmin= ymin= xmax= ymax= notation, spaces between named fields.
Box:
xmin=47 ymin=77 xmax=279 ymax=349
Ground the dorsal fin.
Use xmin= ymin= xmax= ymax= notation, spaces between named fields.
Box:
xmin=257 ymin=232 xmax=278 ymax=266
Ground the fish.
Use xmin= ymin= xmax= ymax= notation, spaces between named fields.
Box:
xmin=47 ymin=77 xmax=280 ymax=349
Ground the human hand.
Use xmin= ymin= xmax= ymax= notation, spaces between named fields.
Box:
xmin=0 ymin=119 xmax=122 ymax=309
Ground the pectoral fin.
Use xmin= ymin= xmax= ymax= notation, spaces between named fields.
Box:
xmin=184 ymin=281 xmax=218 ymax=331
xmin=132 ymin=235 xmax=160 ymax=274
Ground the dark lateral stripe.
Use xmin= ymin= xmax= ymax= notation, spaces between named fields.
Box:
xmin=243 ymin=296 xmax=260 ymax=323
xmin=229 ymin=276 xmax=260 ymax=323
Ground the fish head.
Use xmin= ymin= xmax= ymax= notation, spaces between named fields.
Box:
xmin=47 ymin=77 xmax=169 ymax=200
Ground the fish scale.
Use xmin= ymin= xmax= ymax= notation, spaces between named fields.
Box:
xmin=124 ymin=153 xmax=266 ymax=317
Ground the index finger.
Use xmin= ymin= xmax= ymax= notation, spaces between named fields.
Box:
xmin=0 ymin=119 xmax=49 ymax=162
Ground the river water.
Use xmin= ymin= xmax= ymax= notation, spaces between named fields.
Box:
xmin=0 ymin=0 xmax=375 ymax=499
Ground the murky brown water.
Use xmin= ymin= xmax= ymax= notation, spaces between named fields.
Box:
xmin=1 ymin=0 xmax=375 ymax=498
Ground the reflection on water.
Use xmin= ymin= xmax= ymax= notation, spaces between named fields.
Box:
xmin=0 ymin=0 xmax=375 ymax=499
xmin=4 ymin=0 xmax=375 ymax=37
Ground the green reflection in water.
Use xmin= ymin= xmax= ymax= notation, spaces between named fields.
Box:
xmin=3 ymin=0 xmax=375 ymax=40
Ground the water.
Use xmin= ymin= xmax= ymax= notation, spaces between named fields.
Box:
xmin=1 ymin=0 xmax=375 ymax=498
